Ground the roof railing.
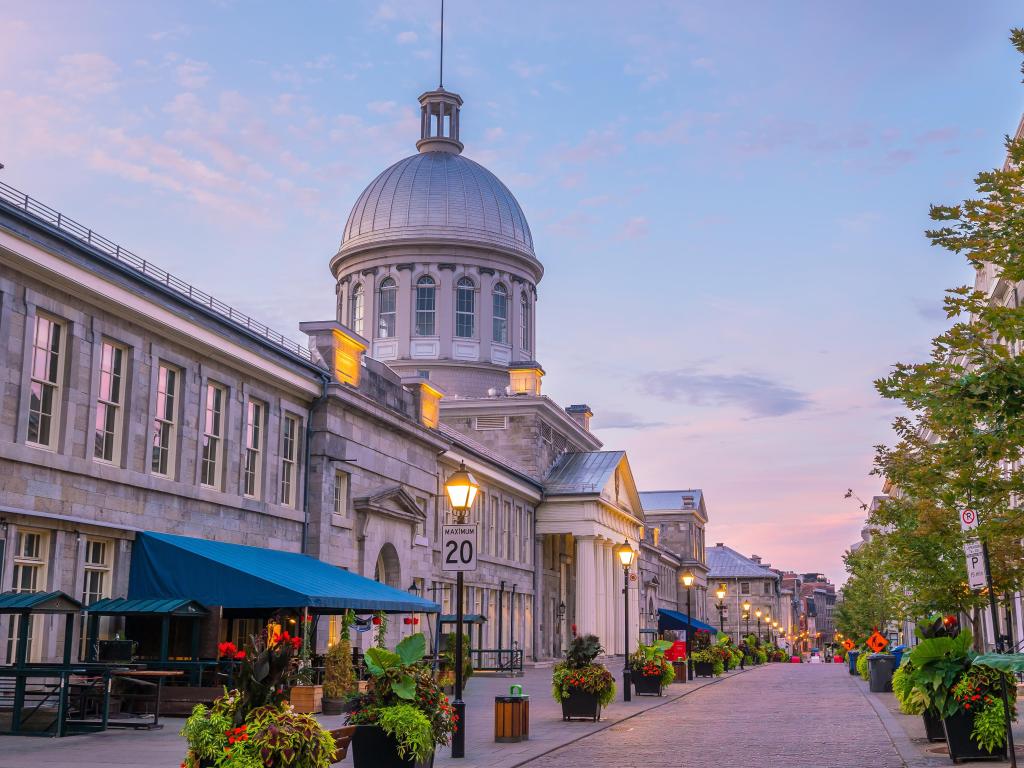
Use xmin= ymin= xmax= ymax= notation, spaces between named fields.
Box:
xmin=0 ymin=180 xmax=315 ymax=364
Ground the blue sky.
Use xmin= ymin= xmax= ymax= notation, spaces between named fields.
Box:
xmin=2 ymin=1 xmax=1022 ymax=584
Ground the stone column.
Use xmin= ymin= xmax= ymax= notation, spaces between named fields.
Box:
xmin=613 ymin=556 xmax=625 ymax=655
xmin=604 ymin=541 xmax=616 ymax=651
xmin=594 ymin=538 xmax=607 ymax=648
xmin=574 ymin=536 xmax=597 ymax=638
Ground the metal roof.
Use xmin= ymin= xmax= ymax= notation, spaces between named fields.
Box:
xmin=639 ymin=490 xmax=704 ymax=512
xmin=340 ymin=152 xmax=536 ymax=261
xmin=85 ymin=597 xmax=208 ymax=617
xmin=706 ymin=544 xmax=780 ymax=580
xmin=544 ymin=451 xmax=625 ymax=495
xmin=0 ymin=590 xmax=83 ymax=614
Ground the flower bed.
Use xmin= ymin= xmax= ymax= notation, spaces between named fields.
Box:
xmin=552 ymin=634 xmax=615 ymax=721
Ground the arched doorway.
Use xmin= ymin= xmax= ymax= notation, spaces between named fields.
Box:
xmin=373 ymin=543 xmax=401 ymax=588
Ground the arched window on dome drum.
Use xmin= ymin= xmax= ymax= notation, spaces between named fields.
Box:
xmin=377 ymin=278 xmax=397 ymax=338
xmin=414 ymin=275 xmax=436 ymax=336
xmin=520 ymin=293 xmax=531 ymax=352
xmin=455 ymin=277 xmax=475 ymax=338
xmin=492 ymin=284 xmax=508 ymax=344
xmin=349 ymin=283 xmax=364 ymax=337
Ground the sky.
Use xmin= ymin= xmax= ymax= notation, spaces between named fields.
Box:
xmin=1 ymin=1 xmax=1022 ymax=585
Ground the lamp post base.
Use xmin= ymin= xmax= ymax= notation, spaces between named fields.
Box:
xmin=452 ymin=698 xmax=466 ymax=757
xmin=623 ymin=668 xmax=632 ymax=702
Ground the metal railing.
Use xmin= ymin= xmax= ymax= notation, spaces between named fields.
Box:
xmin=0 ymin=181 xmax=315 ymax=364
xmin=470 ymin=648 xmax=523 ymax=675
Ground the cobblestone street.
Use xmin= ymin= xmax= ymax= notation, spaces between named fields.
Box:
xmin=524 ymin=664 xmax=905 ymax=768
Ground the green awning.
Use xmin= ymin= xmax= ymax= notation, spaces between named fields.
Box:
xmin=439 ymin=614 xmax=487 ymax=624
xmin=0 ymin=590 xmax=82 ymax=614
xmin=86 ymin=597 xmax=208 ymax=617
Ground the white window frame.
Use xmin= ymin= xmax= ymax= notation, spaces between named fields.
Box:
xmin=377 ymin=278 xmax=397 ymax=338
xmin=242 ymin=399 xmax=264 ymax=499
xmin=94 ymin=340 xmax=126 ymax=464
xmin=280 ymin=414 xmax=299 ymax=507
xmin=151 ymin=363 xmax=179 ymax=478
xmin=200 ymin=382 xmax=226 ymax=490
xmin=334 ymin=471 xmax=348 ymax=518
xmin=82 ymin=538 xmax=112 ymax=606
xmin=7 ymin=529 xmax=48 ymax=663
xmin=492 ymin=283 xmax=508 ymax=344
xmin=27 ymin=314 xmax=65 ymax=450
xmin=414 ymin=275 xmax=436 ymax=337
xmin=455 ymin=277 xmax=475 ymax=338
xmin=350 ymin=283 xmax=365 ymax=337
xmin=520 ymin=293 xmax=530 ymax=352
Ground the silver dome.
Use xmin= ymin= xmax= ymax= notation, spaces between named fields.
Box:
xmin=339 ymin=151 xmax=535 ymax=261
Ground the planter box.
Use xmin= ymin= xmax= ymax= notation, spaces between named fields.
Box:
xmin=671 ymin=660 xmax=688 ymax=683
xmin=942 ymin=710 xmax=1007 ymax=763
xmin=632 ymin=673 xmax=663 ymax=696
xmin=923 ymin=711 xmax=945 ymax=743
xmin=322 ymin=697 xmax=345 ymax=716
xmin=561 ymin=689 xmax=602 ymax=722
xmin=329 ymin=725 xmax=357 ymax=763
xmin=694 ymin=661 xmax=714 ymax=678
xmin=352 ymin=724 xmax=434 ymax=768
xmin=290 ymin=685 xmax=323 ymax=714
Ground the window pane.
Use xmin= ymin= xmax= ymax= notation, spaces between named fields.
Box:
xmin=455 ymin=278 xmax=475 ymax=338
xmin=378 ymin=279 xmax=396 ymax=338
xmin=415 ymin=277 xmax=436 ymax=336
xmin=492 ymin=285 xmax=508 ymax=343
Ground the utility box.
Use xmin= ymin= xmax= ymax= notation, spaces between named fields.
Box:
xmin=494 ymin=685 xmax=529 ymax=743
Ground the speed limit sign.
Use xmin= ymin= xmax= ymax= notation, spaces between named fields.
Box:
xmin=441 ymin=524 xmax=478 ymax=572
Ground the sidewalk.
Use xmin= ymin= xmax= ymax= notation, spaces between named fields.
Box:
xmin=0 ymin=664 xmax=746 ymax=768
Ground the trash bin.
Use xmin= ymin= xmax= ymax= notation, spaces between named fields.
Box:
xmin=868 ymin=653 xmax=896 ymax=692
xmin=847 ymin=650 xmax=860 ymax=675
xmin=891 ymin=645 xmax=908 ymax=668
xmin=494 ymin=685 xmax=529 ymax=743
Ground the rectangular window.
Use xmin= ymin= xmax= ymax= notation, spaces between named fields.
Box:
xmin=82 ymin=539 xmax=111 ymax=606
xmin=6 ymin=530 xmax=48 ymax=662
xmin=334 ymin=471 xmax=348 ymax=517
xmin=489 ymin=497 xmax=498 ymax=557
xmin=242 ymin=399 xmax=264 ymax=498
xmin=503 ymin=500 xmax=512 ymax=559
xmin=94 ymin=341 xmax=126 ymax=463
xmin=741 ymin=582 xmax=750 ymax=595
xmin=27 ymin=315 xmax=64 ymax=449
xmin=280 ymin=414 xmax=298 ymax=506
xmin=416 ymin=496 xmax=427 ymax=536
xmin=763 ymin=581 xmax=772 ymax=595
xmin=151 ymin=364 xmax=179 ymax=477
xmin=514 ymin=505 xmax=523 ymax=561
xmin=200 ymin=383 xmax=225 ymax=489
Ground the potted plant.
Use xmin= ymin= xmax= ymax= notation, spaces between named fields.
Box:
xmin=345 ymin=633 xmax=455 ymax=768
xmin=629 ymin=640 xmax=674 ymax=695
xmin=551 ymin=634 xmax=615 ymax=721
xmin=181 ymin=633 xmax=341 ymax=768
xmin=691 ymin=648 xmax=724 ymax=677
xmin=323 ymin=610 xmax=357 ymax=715
xmin=290 ymin=616 xmax=323 ymax=714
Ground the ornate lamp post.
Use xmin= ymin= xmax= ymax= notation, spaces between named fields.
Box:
xmin=444 ymin=461 xmax=479 ymax=759
xmin=614 ymin=540 xmax=637 ymax=702
xmin=755 ymin=609 xmax=763 ymax=643
xmin=742 ymin=600 xmax=751 ymax=638
xmin=714 ymin=584 xmax=727 ymax=632
xmin=764 ymin=613 xmax=771 ymax=644
xmin=681 ymin=570 xmax=696 ymax=680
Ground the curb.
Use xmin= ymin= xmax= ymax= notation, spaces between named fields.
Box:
xmin=505 ymin=667 xmax=752 ymax=768
xmin=849 ymin=670 xmax=946 ymax=768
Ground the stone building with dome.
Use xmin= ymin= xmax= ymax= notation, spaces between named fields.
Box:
xmin=0 ymin=78 xmax=686 ymax=667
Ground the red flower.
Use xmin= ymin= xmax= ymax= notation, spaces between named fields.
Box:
xmin=234 ymin=651 xmax=246 ymax=660
xmin=372 ymin=616 xmax=382 ymax=625
xmin=218 ymin=641 xmax=238 ymax=659
xmin=305 ymin=615 xmax=313 ymax=623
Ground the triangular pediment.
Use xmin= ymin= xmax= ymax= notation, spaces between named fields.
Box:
xmin=600 ymin=453 xmax=645 ymax=521
xmin=354 ymin=484 xmax=426 ymax=524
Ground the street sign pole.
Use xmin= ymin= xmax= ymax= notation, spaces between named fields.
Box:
xmin=442 ymin=523 xmax=477 ymax=759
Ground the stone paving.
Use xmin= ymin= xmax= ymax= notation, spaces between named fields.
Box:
xmin=524 ymin=663 xmax=906 ymax=768
xmin=0 ymin=663 xmax=742 ymax=768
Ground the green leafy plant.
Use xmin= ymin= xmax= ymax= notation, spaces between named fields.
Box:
xmin=245 ymin=704 xmax=337 ymax=768
xmin=691 ymin=649 xmax=725 ymax=676
xmin=323 ymin=611 xmax=356 ymax=700
xmin=180 ymin=703 xmax=233 ymax=764
xmin=295 ymin=617 xmax=317 ymax=687
xmin=892 ymin=663 xmax=928 ymax=715
xmin=973 ymin=699 xmax=1008 ymax=753
xmin=551 ymin=634 xmax=615 ymax=705
xmin=628 ymin=641 xmax=675 ymax=686
xmin=364 ymin=633 xmax=427 ymax=701
xmin=374 ymin=611 xmax=388 ymax=648
xmin=856 ymin=651 xmax=869 ymax=680
xmin=377 ymin=703 xmax=435 ymax=763
xmin=442 ymin=632 xmax=473 ymax=683
xmin=904 ymin=627 xmax=974 ymax=718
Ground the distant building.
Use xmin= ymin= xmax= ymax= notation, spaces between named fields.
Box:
xmin=639 ymin=490 xmax=709 ymax=626
xmin=705 ymin=544 xmax=780 ymax=642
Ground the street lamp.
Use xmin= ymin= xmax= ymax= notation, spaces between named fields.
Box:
xmin=615 ymin=540 xmax=636 ymax=702
xmin=681 ymin=570 xmax=695 ymax=680
xmin=742 ymin=600 xmax=751 ymax=638
xmin=755 ymin=609 xmax=763 ymax=643
xmin=444 ymin=461 xmax=479 ymax=759
xmin=714 ymin=583 xmax=727 ymax=633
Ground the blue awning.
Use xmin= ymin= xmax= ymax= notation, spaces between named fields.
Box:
xmin=128 ymin=531 xmax=440 ymax=614
xmin=657 ymin=608 xmax=718 ymax=635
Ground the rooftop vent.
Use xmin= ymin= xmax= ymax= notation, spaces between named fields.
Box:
xmin=474 ymin=415 xmax=507 ymax=431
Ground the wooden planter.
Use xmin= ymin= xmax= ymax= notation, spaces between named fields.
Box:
xmin=351 ymin=724 xmax=434 ymax=768
xmin=329 ymin=725 xmax=357 ymax=763
xmin=322 ymin=697 xmax=345 ymax=716
xmin=694 ymin=661 xmax=714 ymax=678
xmin=943 ymin=710 xmax=1006 ymax=763
xmin=671 ymin=660 xmax=688 ymax=683
xmin=289 ymin=684 xmax=323 ymax=714
xmin=561 ymin=689 xmax=602 ymax=722
xmin=632 ymin=673 xmax=663 ymax=696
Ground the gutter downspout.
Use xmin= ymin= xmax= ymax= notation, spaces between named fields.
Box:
xmin=302 ymin=373 xmax=332 ymax=556
xmin=510 ymin=583 xmax=518 ymax=668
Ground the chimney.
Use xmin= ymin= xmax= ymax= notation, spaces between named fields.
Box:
xmin=750 ymin=554 xmax=762 ymax=564
xmin=401 ymin=376 xmax=445 ymax=429
xmin=565 ymin=404 xmax=593 ymax=431
xmin=715 ymin=542 xmax=724 ymax=548
xmin=299 ymin=320 xmax=367 ymax=387
xmin=508 ymin=361 xmax=544 ymax=396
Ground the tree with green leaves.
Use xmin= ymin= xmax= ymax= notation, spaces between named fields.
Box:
xmin=834 ymin=537 xmax=900 ymax=642
xmin=867 ymin=29 xmax=1024 ymax=640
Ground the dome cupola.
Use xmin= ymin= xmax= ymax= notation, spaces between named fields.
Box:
xmin=416 ymin=88 xmax=463 ymax=154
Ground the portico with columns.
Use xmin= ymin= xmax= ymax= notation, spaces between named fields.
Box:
xmin=537 ymin=451 xmax=645 ymax=655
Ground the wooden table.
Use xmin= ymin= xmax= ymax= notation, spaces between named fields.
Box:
xmin=108 ymin=670 xmax=184 ymax=729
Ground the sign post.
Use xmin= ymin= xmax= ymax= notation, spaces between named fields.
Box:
xmin=441 ymin=523 xmax=476 ymax=759
xmin=959 ymin=505 xmax=1016 ymax=766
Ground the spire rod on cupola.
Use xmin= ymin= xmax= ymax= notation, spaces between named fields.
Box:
xmin=417 ymin=0 xmax=463 ymax=155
